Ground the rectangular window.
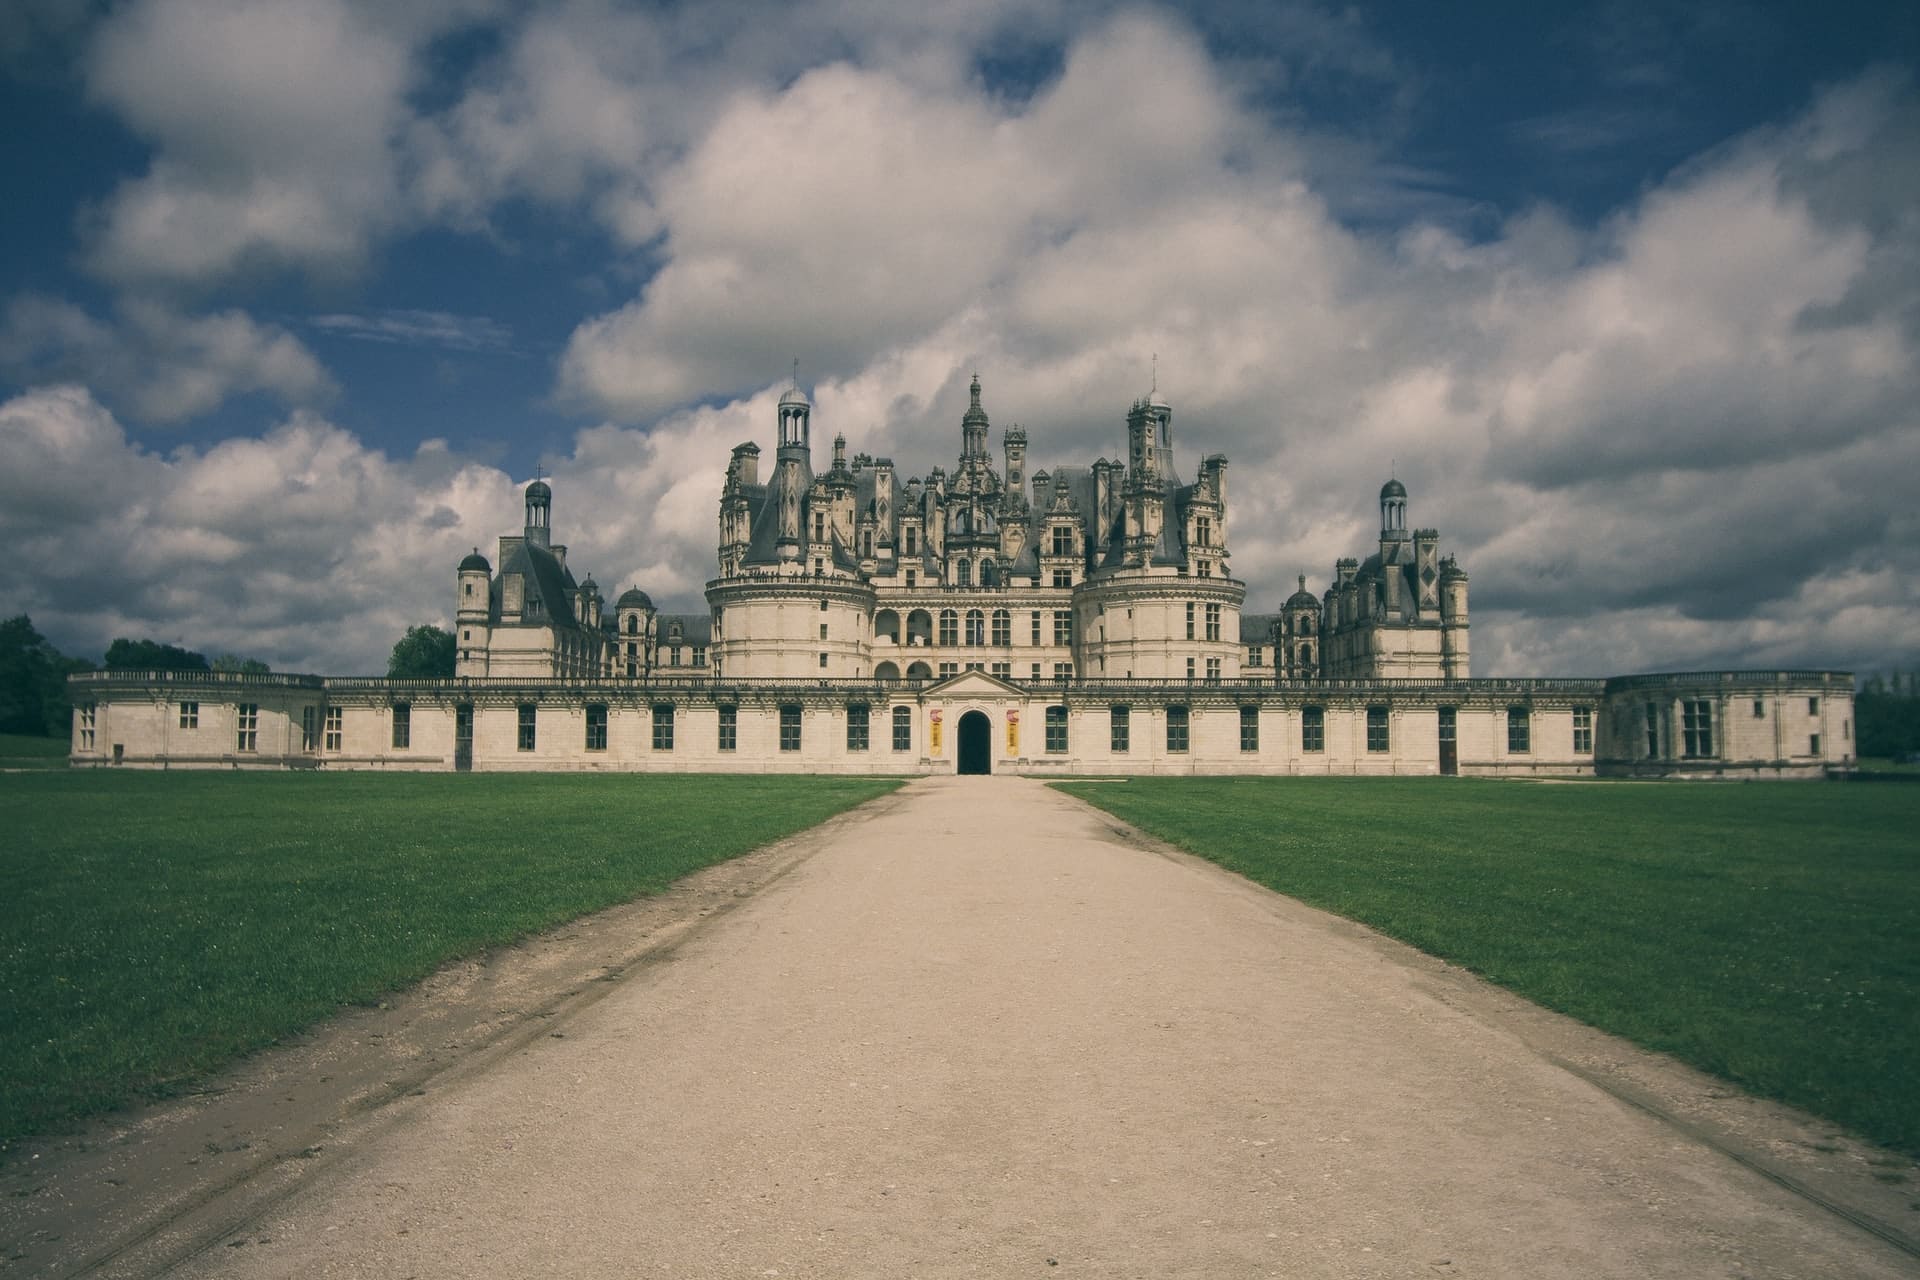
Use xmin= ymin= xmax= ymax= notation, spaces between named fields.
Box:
xmin=820 ymin=623 xmax=829 ymax=639
xmin=1507 ymin=705 xmax=1531 ymax=754
xmin=517 ymin=703 xmax=536 ymax=751
xmin=1052 ymin=611 xmax=1073 ymax=645
xmin=1240 ymin=705 xmax=1259 ymax=752
xmin=178 ymin=701 xmax=198 ymax=729
xmin=79 ymin=704 xmax=96 ymax=751
xmin=1367 ymin=705 xmax=1389 ymax=752
xmin=1030 ymin=663 xmax=1041 ymax=682
xmin=905 ymin=570 xmax=915 ymax=588
xmin=992 ymin=611 xmax=1010 ymax=645
xmin=585 ymin=704 xmax=607 ymax=751
xmin=1205 ymin=603 xmax=1221 ymax=641
xmin=939 ymin=611 xmax=958 ymax=645
xmin=236 ymin=703 xmax=258 ymax=753
xmin=939 ymin=662 xmax=958 ymax=678
xmin=1185 ymin=602 xmax=1195 ymax=640
xmin=1810 ymin=733 xmax=1822 ymax=755
xmin=1031 ymin=611 xmax=1042 ymax=645
xmin=991 ymin=662 xmax=1010 ymax=679
xmin=892 ymin=705 xmax=912 ymax=751
xmin=391 ymin=702 xmax=411 ymax=749
xmin=1045 ymin=704 xmax=1068 ymax=754
xmin=1249 ymin=646 xmax=1263 ymax=668
xmin=1753 ymin=698 xmax=1765 ymax=718
xmin=1573 ymin=706 xmax=1593 ymax=753
xmin=1166 ymin=705 xmax=1189 ymax=753
xmin=1809 ymin=696 xmax=1819 ymax=714
xmin=301 ymin=706 xmax=317 ymax=750
xmin=718 ymin=705 xmax=737 ymax=751
xmin=1646 ymin=702 xmax=1660 ymax=757
xmin=1053 ymin=662 xmax=1073 ymax=680
xmin=1052 ymin=568 xmax=1072 ymax=589
xmin=325 ymin=706 xmax=343 ymax=752
xmin=1205 ymin=657 xmax=1221 ymax=682
xmin=847 ymin=703 xmax=869 ymax=751
xmin=819 ymin=652 xmax=829 ymax=669
xmin=1051 ymin=526 xmax=1073 ymax=556
xmin=1301 ymin=706 xmax=1324 ymax=752
xmin=780 ymin=704 xmax=802 ymax=752
xmin=693 ymin=647 xmax=706 ymax=667
xmin=1186 ymin=657 xmax=1195 ymax=680
xmin=1682 ymin=699 xmax=1713 ymax=758
xmin=651 ymin=703 xmax=674 ymax=751
xmin=1110 ymin=705 xmax=1130 ymax=753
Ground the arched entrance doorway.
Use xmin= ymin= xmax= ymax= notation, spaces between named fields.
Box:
xmin=957 ymin=710 xmax=991 ymax=775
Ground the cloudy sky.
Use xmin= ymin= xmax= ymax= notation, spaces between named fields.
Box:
xmin=2 ymin=0 xmax=1916 ymax=677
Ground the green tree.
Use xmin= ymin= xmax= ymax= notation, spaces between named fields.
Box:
xmin=0 ymin=616 xmax=93 ymax=736
xmin=211 ymin=653 xmax=272 ymax=674
xmin=1857 ymin=670 xmax=1920 ymax=758
xmin=388 ymin=624 xmax=456 ymax=678
xmin=103 ymin=637 xmax=211 ymax=672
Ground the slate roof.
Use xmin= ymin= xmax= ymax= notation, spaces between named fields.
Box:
xmin=497 ymin=538 xmax=584 ymax=632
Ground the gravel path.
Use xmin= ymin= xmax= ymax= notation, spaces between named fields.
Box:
xmin=156 ymin=776 xmax=1913 ymax=1278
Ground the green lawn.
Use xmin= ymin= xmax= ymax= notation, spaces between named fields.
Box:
xmin=0 ymin=732 xmax=68 ymax=769
xmin=1054 ymin=777 xmax=1920 ymax=1156
xmin=0 ymin=771 xmax=898 ymax=1148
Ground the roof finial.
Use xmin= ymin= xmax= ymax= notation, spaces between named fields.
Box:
xmin=533 ymin=463 xmax=546 ymax=481
xmin=791 ymin=356 xmax=799 ymax=390
xmin=1151 ymin=351 xmax=1157 ymax=393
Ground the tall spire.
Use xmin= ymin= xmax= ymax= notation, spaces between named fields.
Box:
xmin=961 ymin=370 xmax=990 ymax=459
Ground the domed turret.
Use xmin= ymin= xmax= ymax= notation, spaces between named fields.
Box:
xmin=1379 ymin=477 xmax=1407 ymax=537
xmin=1286 ymin=574 xmax=1318 ymax=609
xmin=616 ymin=586 xmax=653 ymax=611
xmin=524 ymin=476 xmax=553 ymax=547
xmin=459 ymin=550 xmax=491 ymax=573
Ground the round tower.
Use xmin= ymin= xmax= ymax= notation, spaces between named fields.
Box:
xmin=615 ymin=587 xmax=656 ymax=678
xmin=456 ymin=548 xmax=491 ymax=676
xmin=1440 ymin=556 xmax=1470 ymax=679
xmin=1283 ymin=574 xmax=1319 ymax=679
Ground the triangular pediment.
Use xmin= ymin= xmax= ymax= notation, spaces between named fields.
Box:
xmin=922 ymin=669 xmax=1028 ymax=698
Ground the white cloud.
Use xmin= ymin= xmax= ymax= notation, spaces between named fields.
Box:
xmin=0 ymin=387 xmax=518 ymax=671
xmin=81 ymin=0 xmax=431 ymax=286
xmin=0 ymin=295 xmax=334 ymax=423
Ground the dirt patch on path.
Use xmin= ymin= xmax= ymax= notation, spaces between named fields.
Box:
xmin=0 ymin=786 xmax=911 ymax=1279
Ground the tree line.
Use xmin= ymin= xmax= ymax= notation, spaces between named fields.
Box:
xmin=0 ymin=617 xmax=456 ymax=738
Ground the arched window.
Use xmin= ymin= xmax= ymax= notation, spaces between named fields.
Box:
xmin=965 ymin=609 xmax=985 ymax=646
xmin=1299 ymin=643 xmax=1311 ymax=666
xmin=980 ymin=560 xmax=998 ymax=587
xmin=625 ymin=615 xmax=637 ymax=634
xmin=956 ymin=558 xmax=971 ymax=587
xmin=938 ymin=610 xmax=958 ymax=645
xmin=991 ymin=609 xmax=1011 ymax=646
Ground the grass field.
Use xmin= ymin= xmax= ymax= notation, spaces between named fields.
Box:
xmin=0 ymin=732 xmax=68 ymax=769
xmin=0 ymin=771 xmax=898 ymax=1148
xmin=1054 ymin=777 xmax=1920 ymax=1157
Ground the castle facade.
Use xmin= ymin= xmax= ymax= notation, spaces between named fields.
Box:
xmin=69 ymin=379 xmax=1856 ymax=778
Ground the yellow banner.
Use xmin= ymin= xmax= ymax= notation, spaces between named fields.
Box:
xmin=929 ymin=708 xmax=943 ymax=754
xmin=1006 ymin=710 xmax=1019 ymax=754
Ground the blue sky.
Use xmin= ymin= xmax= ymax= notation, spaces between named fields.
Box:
xmin=2 ymin=0 xmax=1916 ymax=675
